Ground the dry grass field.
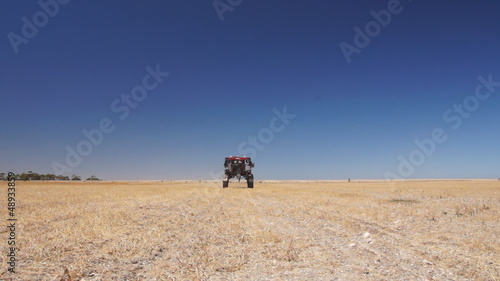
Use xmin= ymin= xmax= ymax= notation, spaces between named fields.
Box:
xmin=0 ymin=180 xmax=499 ymax=280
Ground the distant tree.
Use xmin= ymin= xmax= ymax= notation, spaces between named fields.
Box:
xmin=32 ymin=173 xmax=42 ymax=180
xmin=56 ymin=175 xmax=69 ymax=181
xmin=19 ymin=173 xmax=30 ymax=181
xmin=86 ymin=175 xmax=100 ymax=181
xmin=71 ymin=174 xmax=81 ymax=181
xmin=40 ymin=174 xmax=55 ymax=180
xmin=4 ymin=171 xmax=81 ymax=181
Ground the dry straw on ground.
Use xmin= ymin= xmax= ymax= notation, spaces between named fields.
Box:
xmin=0 ymin=180 xmax=498 ymax=280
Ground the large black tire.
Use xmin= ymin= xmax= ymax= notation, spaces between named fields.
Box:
xmin=223 ymin=180 xmax=228 ymax=188
xmin=247 ymin=174 xmax=254 ymax=188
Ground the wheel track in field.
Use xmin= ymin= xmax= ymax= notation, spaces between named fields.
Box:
xmin=157 ymin=184 xmax=460 ymax=279
xmin=142 ymin=184 xmax=470 ymax=279
xmin=242 ymin=190 xmax=456 ymax=279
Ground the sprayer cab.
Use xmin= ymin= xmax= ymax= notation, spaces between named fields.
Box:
xmin=223 ymin=156 xmax=254 ymax=188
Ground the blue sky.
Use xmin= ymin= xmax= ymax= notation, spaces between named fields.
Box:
xmin=1 ymin=0 xmax=499 ymax=180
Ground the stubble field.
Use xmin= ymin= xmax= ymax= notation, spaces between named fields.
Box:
xmin=0 ymin=180 xmax=498 ymax=280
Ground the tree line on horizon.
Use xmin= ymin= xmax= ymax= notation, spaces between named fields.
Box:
xmin=0 ymin=171 xmax=101 ymax=181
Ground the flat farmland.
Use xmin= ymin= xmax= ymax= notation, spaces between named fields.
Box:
xmin=1 ymin=180 xmax=498 ymax=280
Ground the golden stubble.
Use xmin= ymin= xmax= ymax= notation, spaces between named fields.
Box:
xmin=1 ymin=180 xmax=498 ymax=280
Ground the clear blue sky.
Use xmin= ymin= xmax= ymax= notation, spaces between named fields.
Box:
xmin=1 ymin=0 xmax=499 ymax=180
